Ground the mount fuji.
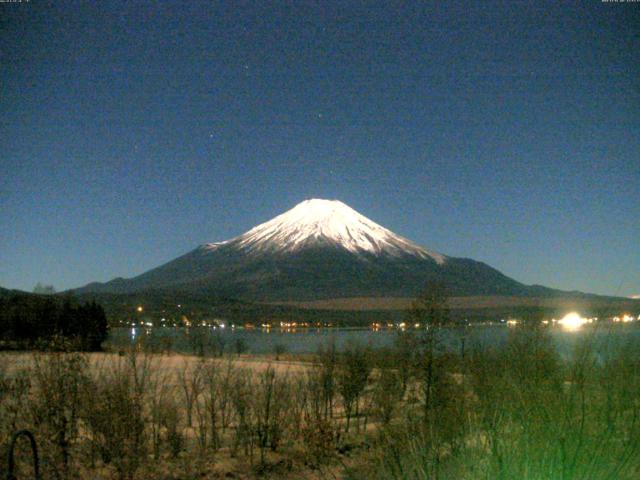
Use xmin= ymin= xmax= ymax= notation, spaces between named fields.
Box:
xmin=76 ymin=199 xmax=549 ymax=300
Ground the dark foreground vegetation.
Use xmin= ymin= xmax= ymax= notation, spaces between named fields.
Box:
xmin=0 ymin=291 xmax=108 ymax=350
xmin=1 ymin=323 xmax=639 ymax=480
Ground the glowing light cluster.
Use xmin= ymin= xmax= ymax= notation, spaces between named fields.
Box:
xmin=612 ymin=314 xmax=635 ymax=323
xmin=558 ymin=312 xmax=588 ymax=330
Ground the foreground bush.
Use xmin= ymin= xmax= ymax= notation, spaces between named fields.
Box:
xmin=348 ymin=327 xmax=640 ymax=480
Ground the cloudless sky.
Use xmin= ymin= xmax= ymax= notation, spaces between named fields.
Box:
xmin=1 ymin=1 xmax=639 ymax=296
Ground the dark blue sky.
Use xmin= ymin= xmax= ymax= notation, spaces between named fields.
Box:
xmin=1 ymin=1 xmax=639 ymax=296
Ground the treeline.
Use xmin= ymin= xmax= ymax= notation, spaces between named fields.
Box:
xmin=0 ymin=292 xmax=108 ymax=350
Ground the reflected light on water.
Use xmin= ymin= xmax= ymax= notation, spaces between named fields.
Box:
xmin=558 ymin=312 xmax=587 ymax=331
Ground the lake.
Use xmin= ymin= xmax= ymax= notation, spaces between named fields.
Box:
xmin=106 ymin=322 xmax=640 ymax=357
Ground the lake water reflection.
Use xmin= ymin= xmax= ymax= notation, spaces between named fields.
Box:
xmin=107 ymin=323 xmax=640 ymax=357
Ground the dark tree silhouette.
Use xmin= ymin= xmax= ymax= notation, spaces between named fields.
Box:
xmin=0 ymin=292 xmax=108 ymax=350
xmin=407 ymin=281 xmax=451 ymax=328
xmin=406 ymin=281 xmax=452 ymax=420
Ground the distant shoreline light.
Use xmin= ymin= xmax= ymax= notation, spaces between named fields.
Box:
xmin=558 ymin=312 xmax=588 ymax=331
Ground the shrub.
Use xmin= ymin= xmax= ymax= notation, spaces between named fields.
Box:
xmin=79 ymin=353 xmax=148 ymax=480
xmin=30 ymin=350 xmax=87 ymax=479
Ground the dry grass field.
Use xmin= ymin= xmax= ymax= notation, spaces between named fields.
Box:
xmin=1 ymin=351 xmax=312 ymax=377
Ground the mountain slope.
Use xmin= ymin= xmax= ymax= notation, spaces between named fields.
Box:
xmin=76 ymin=199 xmax=553 ymax=301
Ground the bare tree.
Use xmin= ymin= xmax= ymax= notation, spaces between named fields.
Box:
xmin=178 ymin=359 xmax=204 ymax=427
xmin=407 ymin=281 xmax=451 ymax=418
xmin=337 ymin=342 xmax=372 ymax=433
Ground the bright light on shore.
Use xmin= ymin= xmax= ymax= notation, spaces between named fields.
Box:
xmin=558 ymin=312 xmax=587 ymax=330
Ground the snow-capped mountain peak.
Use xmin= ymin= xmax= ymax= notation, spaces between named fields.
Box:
xmin=205 ymin=199 xmax=446 ymax=263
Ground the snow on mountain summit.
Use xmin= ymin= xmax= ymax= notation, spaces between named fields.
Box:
xmin=205 ymin=199 xmax=446 ymax=263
